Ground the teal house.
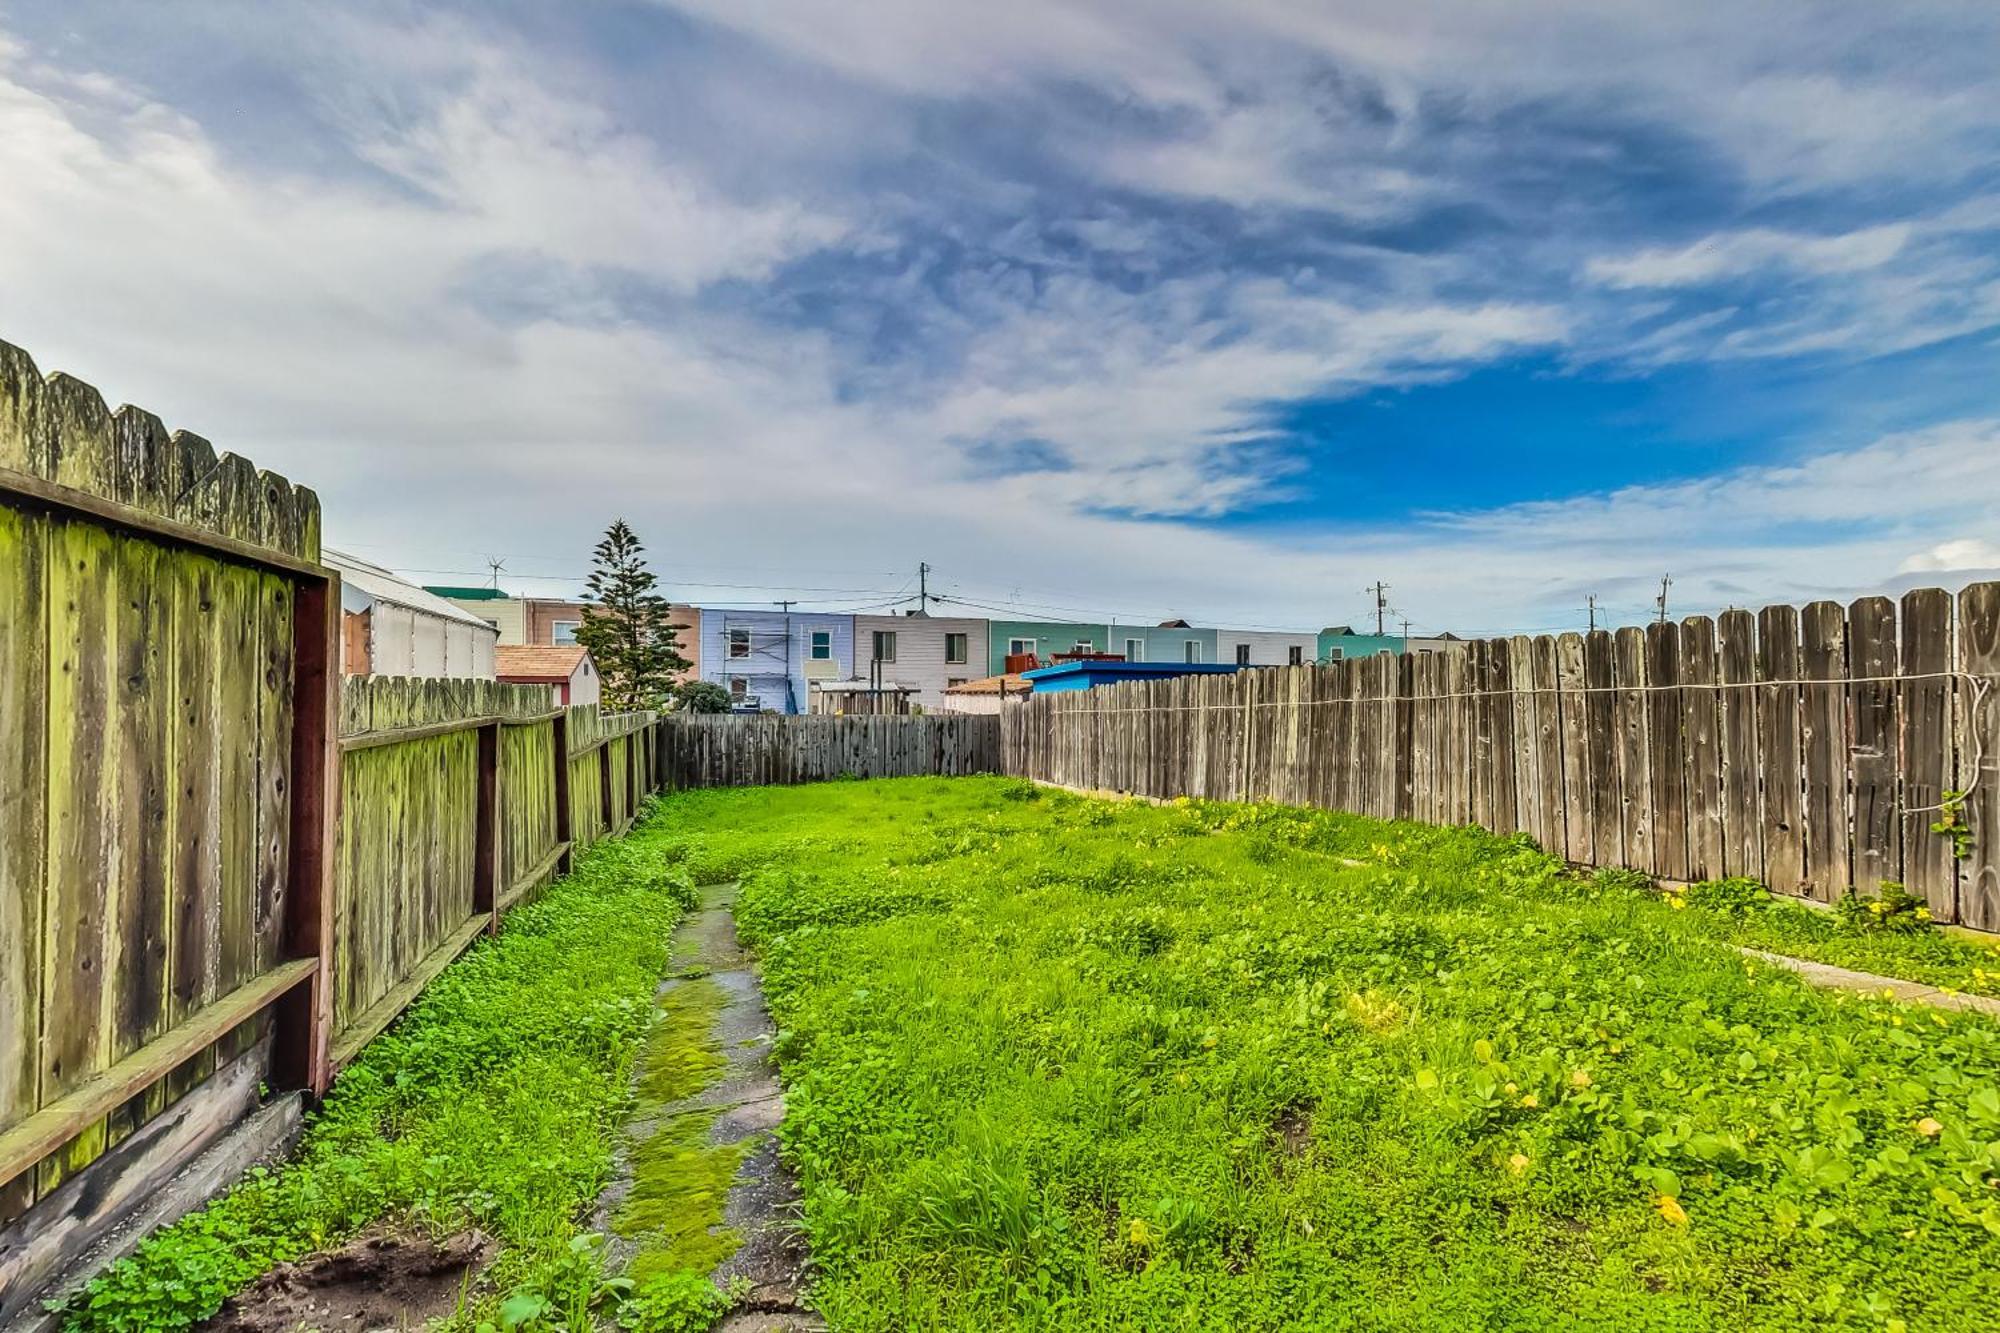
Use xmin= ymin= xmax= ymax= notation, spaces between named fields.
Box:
xmin=986 ymin=621 xmax=1111 ymax=675
xmin=1318 ymin=626 xmax=1408 ymax=660
xmin=985 ymin=620 xmax=1222 ymax=674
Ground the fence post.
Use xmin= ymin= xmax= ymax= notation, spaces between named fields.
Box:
xmin=474 ymin=721 xmax=499 ymax=933
xmin=552 ymin=709 xmax=574 ymax=875
xmin=274 ymin=569 xmax=340 ymax=1096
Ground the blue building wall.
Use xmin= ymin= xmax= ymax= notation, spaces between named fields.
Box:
xmin=700 ymin=608 xmax=855 ymax=713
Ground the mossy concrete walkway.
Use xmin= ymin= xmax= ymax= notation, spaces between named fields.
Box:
xmin=596 ymin=882 xmax=820 ymax=1330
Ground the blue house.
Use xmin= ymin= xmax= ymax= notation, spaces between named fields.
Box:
xmin=700 ymin=608 xmax=854 ymax=713
xmin=1022 ymin=660 xmax=1245 ymax=693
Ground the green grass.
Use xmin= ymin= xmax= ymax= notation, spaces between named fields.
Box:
xmin=63 ymin=807 xmax=718 ymax=1333
xmin=655 ymin=776 xmax=2000 ymax=1332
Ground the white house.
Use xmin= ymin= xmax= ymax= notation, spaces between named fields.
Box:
xmin=1214 ymin=629 xmax=1319 ymax=669
xmin=328 ymin=549 xmax=498 ymax=679
xmin=852 ymin=613 xmax=990 ymax=712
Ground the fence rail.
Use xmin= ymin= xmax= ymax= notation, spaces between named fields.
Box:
xmin=658 ymin=713 xmax=1000 ymax=788
xmin=1002 ymin=587 xmax=2000 ymax=931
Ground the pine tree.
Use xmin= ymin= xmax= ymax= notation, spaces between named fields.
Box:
xmin=573 ymin=520 xmax=687 ymax=712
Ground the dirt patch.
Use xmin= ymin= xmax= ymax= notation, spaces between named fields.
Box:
xmin=1269 ymin=1104 xmax=1314 ymax=1164
xmin=201 ymin=1230 xmax=491 ymax=1332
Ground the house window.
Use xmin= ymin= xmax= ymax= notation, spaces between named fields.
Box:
xmin=945 ymin=633 xmax=967 ymax=664
xmin=872 ymin=630 xmax=897 ymax=662
xmin=1288 ymin=645 xmax=1304 ymax=666
xmin=1184 ymin=640 xmax=1202 ymax=663
xmin=1071 ymin=640 xmax=1094 ymax=654
xmin=810 ymin=629 xmax=832 ymax=660
xmin=729 ymin=677 xmax=747 ymax=698
xmin=1234 ymin=643 xmax=1251 ymax=666
xmin=552 ymin=619 xmax=580 ymax=644
xmin=727 ymin=628 xmax=751 ymax=658
xmin=1008 ymin=638 xmax=1036 ymax=656
xmin=947 ymin=677 xmax=967 ymax=688
xmin=1125 ymin=638 xmax=1144 ymax=662
xmin=1326 ymin=646 xmax=1345 ymax=661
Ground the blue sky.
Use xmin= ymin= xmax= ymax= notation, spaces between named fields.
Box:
xmin=2 ymin=1 xmax=1998 ymax=635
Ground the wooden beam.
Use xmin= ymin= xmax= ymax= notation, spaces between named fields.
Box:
xmin=0 ymin=958 xmax=315 ymax=1189
xmin=474 ymin=722 xmax=499 ymax=933
xmin=497 ymin=842 xmax=568 ymax=915
xmin=0 ymin=463 xmax=325 ymax=580
xmin=499 ymin=708 xmax=563 ymax=727
xmin=552 ymin=712 xmax=574 ymax=876
xmin=327 ymin=914 xmax=488 ymax=1072
xmin=274 ymin=572 xmax=341 ymax=1096
xmin=339 ymin=715 xmax=500 ymax=751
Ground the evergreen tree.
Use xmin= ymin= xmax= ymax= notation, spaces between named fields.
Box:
xmin=573 ymin=520 xmax=687 ymax=712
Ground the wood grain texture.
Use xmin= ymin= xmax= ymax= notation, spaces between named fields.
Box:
xmin=1716 ymin=610 xmax=1760 ymax=880
xmin=1645 ymin=623 xmax=1688 ymax=882
xmin=1680 ymin=617 xmax=1723 ymax=881
xmin=1758 ymin=604 xmax=1806 ymax=897
xmin=1800 ymin=601 xmax=1850 ymax=902
xmin=1959 ymin=583 xmax=2000 ymax=931
xmin=0 ymin=504 xmax=46 ymax=1221
xmin=1611 ymin=627 xmax=1652 ymax=873
xmin=1899 ymin=589 xmax=1956 ymax=920
xmin=1847 ymin=597 xmax=1900 ymax=894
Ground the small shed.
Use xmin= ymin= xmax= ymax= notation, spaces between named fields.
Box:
xmin=1021 ymin=660 xmax=1245 ymax=694
xmin=495 ymin=644 xmax=601 ymax=707
xmin=940 ymin=673 xmax=1032 ymax=715
xmin=328 ymin=549 xmax=497 ymax=679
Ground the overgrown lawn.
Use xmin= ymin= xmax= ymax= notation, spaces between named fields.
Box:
xmin=661 ymin=777 xmax=2000 ymax=1332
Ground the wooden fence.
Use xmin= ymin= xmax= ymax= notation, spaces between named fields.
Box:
xmin=0 ymin=337 xmax=660 ymax=1317
xmin=329 ymin=681 xmax=655 ymax=1068
xmin=1002 ymin=588 xmax=2000 ymax=931
xmin=658 ymin=713 xmax=999 ymax=788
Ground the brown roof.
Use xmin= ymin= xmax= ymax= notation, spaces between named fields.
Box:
xmin=495 ymin=644 xmax=589 ymax=682
xmin=943 ymin=673 xmax=1030 ymax=696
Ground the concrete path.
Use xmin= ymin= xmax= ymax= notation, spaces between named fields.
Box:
xmin=597 ymin=882 xmax=820 ymax=1330
xmin=1740 ymin=947 xmax=2000 ymax=1018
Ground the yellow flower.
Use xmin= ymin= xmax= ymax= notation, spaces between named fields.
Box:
xmin=1520 ymin=1093 xmax=1539 ymax=1109
xmin=1507 ymin=1152 xmax=1530 ymax=1176
xmin=1656 ymin=1195 xmax=1689 ymax=1226
xmin=1916 ymin=1117 xmax=1943 ymax=1138
xmin=1569 ymin=1070 xmax=1593 ymax=1089
xmin=1504 ymin=1082 xmax=1519 ymax=1095
xmin=1127 ymin=1218 xmax=1155 ymax=1247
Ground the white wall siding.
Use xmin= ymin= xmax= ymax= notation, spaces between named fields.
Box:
xmin=367 ymin=603 xmax=498 ymax=679
xmin=854 ymin=615 xmax=990 ymax=712
xmin=1215 ymin=629 xmax=1318 ymax=668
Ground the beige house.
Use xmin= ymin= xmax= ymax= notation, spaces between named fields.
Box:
xmin=852 ymin=613 xmax=989 ymax=713
xmin=330 ymin=550 xmax=497 ymax=679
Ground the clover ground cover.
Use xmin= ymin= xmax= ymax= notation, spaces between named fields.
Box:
xmin=662 ymin=776 xmax=2000 ymax=1332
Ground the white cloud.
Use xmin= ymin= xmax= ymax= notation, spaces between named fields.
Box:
xmin=1900 ymin=538 xmax=2000 ymax=574
xmin=1586 ymin=225 xmax=1911 ymax=290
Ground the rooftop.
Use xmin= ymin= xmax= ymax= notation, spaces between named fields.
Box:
xmin=495 ymin=644 xmax=590 ymax=681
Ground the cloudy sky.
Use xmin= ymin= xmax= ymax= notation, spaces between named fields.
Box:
xmin=3 ymin=1 xmax=1998 ymax=636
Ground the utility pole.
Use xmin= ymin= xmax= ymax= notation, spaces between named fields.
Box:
xmin=918 ymin=561 xmax=931 ymax=613
xmin=1655 ymin=575 xmax=1672 ymax=626
xmin=1398 ymin=616 xmax=1411 ymax=649
xmin=1586 ymin=594 xmax=1598 ymax=632
xmin=1368 ymin=582 xmax=1390 ymax=637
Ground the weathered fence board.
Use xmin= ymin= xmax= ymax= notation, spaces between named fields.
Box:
xmin=1001 ymin=585 xmax=2000 ymax=927
xmin=659 ymin=713 xmax=1000 ymax=789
